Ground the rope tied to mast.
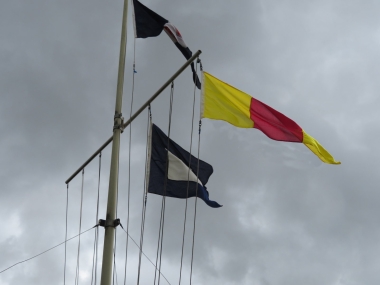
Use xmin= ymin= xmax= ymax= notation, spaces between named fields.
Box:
xmin=113 ymin=112 xmax=125 ymax=132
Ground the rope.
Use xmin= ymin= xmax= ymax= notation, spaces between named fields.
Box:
xmin=153 ymin=202 xmax=165 ymax=285
xmin=189 ymin=120 xmax=202 ymax=285
xmin=178 ymin=58 xmax=199 ymax=285
xmin=63 ymin=183 xmax=69 ymax=285
xmin=123 ymin=34 xmax=137 ymax=285
xmin=113 ymin=228 xmax=119 ymax=285
xmin=0 ymin=225 xmax=97 ymax=274
xmin=90 ymin=229 xmax=98 ymax=285
xmin=120 ymin=224 xmax=171 ymax=285
xmin=154 ymin=83 xmax=174 ymax=285
xmin=91 ymin=153 xmax=102 ymax=285
xmin=75 ymin=169 xmax=85 ymax=285
xmin=156 ymin=82 xmax=175 ymax=285
xmin=95 ymin=153 xmax=101 ymax=285
xmin=136 ymin=106 xmax=152 ymax=285
xmin=122 ymin=30 xmax=137 ymax=285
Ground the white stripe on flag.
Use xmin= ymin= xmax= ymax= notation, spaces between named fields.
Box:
xmin=167 ymin=150 xmax=202 ymax=186
xmin=163 ymin=23 xmax=188 ymax=48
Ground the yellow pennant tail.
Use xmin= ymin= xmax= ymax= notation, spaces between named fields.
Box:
xmin=302 ymin=131 xmax=341 ymax=164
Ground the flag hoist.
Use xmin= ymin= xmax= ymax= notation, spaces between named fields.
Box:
xmin=64 ymin=1 xmax=340 ymax=284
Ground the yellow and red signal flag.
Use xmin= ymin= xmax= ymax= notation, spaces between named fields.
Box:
xmin=201 ymin=72 xmax=340 ymax=164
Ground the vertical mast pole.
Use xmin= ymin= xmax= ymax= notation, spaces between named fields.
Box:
xmin=100 ymin=0 xmax=128 ymax=284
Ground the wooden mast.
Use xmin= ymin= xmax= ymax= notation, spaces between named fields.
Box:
xmin=99 ymin=0 xmax=128 ymax=284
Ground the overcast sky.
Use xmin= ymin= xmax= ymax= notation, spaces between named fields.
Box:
xmin=1 ymin=0 xmax=380 ymax=284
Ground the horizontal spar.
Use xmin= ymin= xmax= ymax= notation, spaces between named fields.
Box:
xmin=65 ymin=50 xmax=202 ymax=184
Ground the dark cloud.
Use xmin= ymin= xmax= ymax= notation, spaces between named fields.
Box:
xmin=1 ymin=0 xmax=380 ymax=284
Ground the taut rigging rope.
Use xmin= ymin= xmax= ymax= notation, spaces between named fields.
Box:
xmin=91 ymin=152 xmax=102 ymax=285
xmin=189 ymin=120 xmax=202 ymax=285
xmin=74 ymin=169 xmax=85 ymax=285
xmin=1 ymin=226 xmax=97 ymax=274
xmin=63 ymin=183 xmax=69 ymax=285
xmin=113 ymin=228 xmax=119 ymax=285
xmin=136 ymin=105 xmax=152 ymax=285
xmin=154 ymin=82 xmax=175 ymax=285
xmin=178 ymin=58 xmax=200 ymax=285
xmin=120 ymin=224 xmax=172 ymax=285
xmin=123 ymin=33 xmax=137 ymax=285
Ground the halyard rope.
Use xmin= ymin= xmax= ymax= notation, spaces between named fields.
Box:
xmin=179 ymin=58 xmax=200 ymax=285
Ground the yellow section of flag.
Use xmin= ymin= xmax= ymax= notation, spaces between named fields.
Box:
xmin=201 ymin=72 xmax=253 ymax=128
xmin=302 ymin=131 xmax=341 ymax=164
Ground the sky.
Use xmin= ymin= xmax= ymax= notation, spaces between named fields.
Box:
xmin=1 ymin=0 xmax=380 ymax=284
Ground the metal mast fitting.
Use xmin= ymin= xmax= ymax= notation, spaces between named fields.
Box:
xmin=99 ymin=218 xmax=121 ymax=228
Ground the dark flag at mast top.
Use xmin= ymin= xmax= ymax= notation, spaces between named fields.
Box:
xmin=132 ymin=0 xmax=201 ymax=89
xmin=132 ymin=0 xmax=168 ymax=38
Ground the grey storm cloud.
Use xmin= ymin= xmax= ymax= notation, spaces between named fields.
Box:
xmin=1 ymin=0 xmax=380 ymax=285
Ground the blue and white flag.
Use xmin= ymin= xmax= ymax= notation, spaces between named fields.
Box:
xmin=147 ymin=124 xmax=221 ymax=208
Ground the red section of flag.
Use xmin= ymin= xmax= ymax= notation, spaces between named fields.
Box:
xmin=249 ymin=97 xmax=303 ymax=142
